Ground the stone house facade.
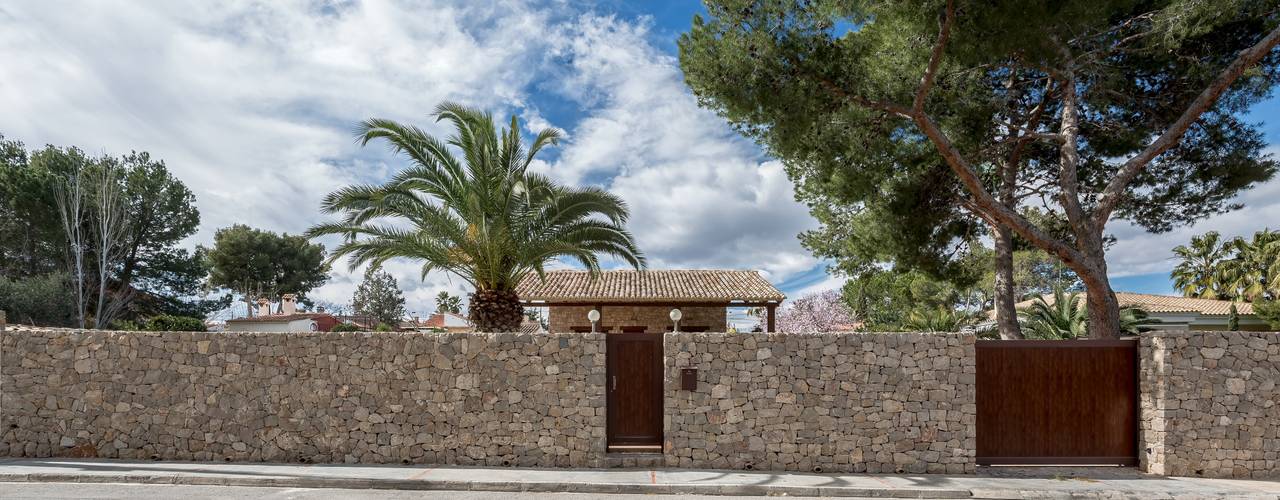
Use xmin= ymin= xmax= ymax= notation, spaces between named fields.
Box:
xmin=547 ymin=305 xmax=725 ymax=333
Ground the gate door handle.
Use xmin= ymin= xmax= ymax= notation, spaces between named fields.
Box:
xmin=612 ymin=376 xmax=617 ymax=391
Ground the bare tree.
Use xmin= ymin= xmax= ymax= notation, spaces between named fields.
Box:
xmin=54 ymin=172 xmax=88 ymax=328
xmin=54 ymin=164 xmax=135 ymax=329
xmin=90 ymin=165 xmax=133 ymax=329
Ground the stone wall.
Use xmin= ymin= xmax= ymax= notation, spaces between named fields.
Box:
xmin=664 ymin=332 xmax=977 ymax=473
xmin=548 ymin=305 xmax=725 ymax=333
xmin=3 ymin=327 xmax=976 ymax=473
xmin=1 ymin=329 xmax=607 ymax=466
xmin=1140 ymin=331 xmax=1280 ymax=479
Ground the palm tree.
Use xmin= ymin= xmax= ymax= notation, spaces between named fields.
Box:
xmin=902 ymin=307 xmax=974 ymax=332
xmin=1018 ymin=288 xmax=1153 ymax=339
xmin=1221 ymin=230 xmax=1280 ymax=302
xmin=435 ymin=291 xmax=463 ymax=314
xmin=1170 ymin=231 xmax=1230 ymax=300
xmin=309 ymin=103 xmax=645 ymax=331
xmin=1018 ymin=289 xmax=1089 ymax=339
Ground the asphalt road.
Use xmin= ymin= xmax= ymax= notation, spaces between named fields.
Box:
xmin=0 ymin=483 xmax=860 ymax=500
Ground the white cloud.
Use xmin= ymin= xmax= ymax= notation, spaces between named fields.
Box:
xmin=534 ymin=15 xmax=819 ymax=280
xmin=1107 ymin=175 xmax=1280 ymax=278
xmin=0 ymin=1 xmax=558 ymax=314
xmin=0 ymin=0 xmax=552 ymax=234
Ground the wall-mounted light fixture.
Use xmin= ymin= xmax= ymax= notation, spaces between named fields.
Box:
xmin=588 ymin=309 xmax=601 ymax=333
xmin=670 ymin=308 xmax=682 ymax=333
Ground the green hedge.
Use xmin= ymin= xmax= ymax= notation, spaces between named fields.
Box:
xmin=145 ymin=315 xmax=206 ymax=331
xmin=117 ymin=314 xmax=206 ymax=332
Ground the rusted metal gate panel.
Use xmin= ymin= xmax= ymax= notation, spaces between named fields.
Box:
xmin=976 ymin=339 xmax=1138 ymax=465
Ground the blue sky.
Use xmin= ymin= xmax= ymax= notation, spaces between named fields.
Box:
xmin=1 ymin=0 xmax=1277 ymax=315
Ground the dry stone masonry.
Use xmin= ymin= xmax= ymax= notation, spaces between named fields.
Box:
xmin=1 ymin=329 xmax=607 ymax=466
xmin=664 ymin=332 xmax=977 ymax=473
xmin=547 ymin=305 xmax=725 ymax=334
xmin=1140 ymin=331 xmax=1280 ymax=479
xmin=19 ymin=326 xmax=1270 ymax=478
xmin=2 ymin=328 xmax=978 ymax=473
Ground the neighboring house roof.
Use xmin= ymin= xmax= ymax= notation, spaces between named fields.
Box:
xmin=516 ymin=269 xmax=786 ymax=304
xmin=226 ymin=313 xmax=333 ymax=324
xmin=519 ymin=320 xmax=546 ymax=334
xmin=1007 ymin=292 xmax=1253 ymax=317
xmin=336 ymin=316 xmax=372 ymax=327
xmin=424 ymin=312 xmax=471 ymax=328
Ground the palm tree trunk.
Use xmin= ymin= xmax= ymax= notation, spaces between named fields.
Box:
xmin=469 ymin=288 xmax=524 ymax=332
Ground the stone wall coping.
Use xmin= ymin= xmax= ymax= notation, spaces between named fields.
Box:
xmin=1 ymin=328 xmax=607 ymax=340
xmin=669 ymin=330 xmax=974 ymax=340
xmin=1140 ymin=330 xmax=1279 ymax=338
xmin=4 ymin=327 xmax=971 ymax=339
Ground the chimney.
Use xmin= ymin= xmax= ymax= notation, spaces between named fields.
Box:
xmin=281 ymin=294 xmax=298 ymax=315
xmin=256 ymin=297 xmax=271 ymax=317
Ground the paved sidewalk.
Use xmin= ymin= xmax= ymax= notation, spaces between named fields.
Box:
xmin=0 ymin=459 xmax=1277 ymax=499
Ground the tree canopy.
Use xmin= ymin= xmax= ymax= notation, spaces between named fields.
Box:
xmin=205 ymin=224 xmax=330 ymax=311
xmin=308 ymin=102 xmax=645 ymax=331
xmin=1171 ymin=228 xmax=1280 ymax=302
xmin=435 ymin=291 xmax=462 ymax=314
xmin=680 ymin=0 xmax=1280 ymax=337
xmin=352 ymin=267 xmax=406 ymax=326
xmin=0 ymin=135 xmax=221 ymax=325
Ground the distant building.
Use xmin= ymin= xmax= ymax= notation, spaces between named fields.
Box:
xmin=516 ymin=269 xmax=785 ymax=333
xmin=334 ymin=315 xmax=377 ymax=330
xmin=519 ymin=318 xmax=547 ymax=334
xmin=225 ymin=294 xmax=338 ymax=333
xmin=420 ymin=311 xmax=474 ymax=333
xmin=1003 ymin=292 xmax=1268 ymax=331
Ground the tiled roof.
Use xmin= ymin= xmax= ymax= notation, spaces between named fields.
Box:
xmin=1011 ymin=292 xmax=1253 ymax=316
xmin=516 ymin=270 xmax=785 ymax=303
xmin=519 ymin=320 xmax=546 ymax=334
xmin=424 ymin=312 xmax=470 ymax=328
xmin=226 ymin=313 xmax=332 ymax=323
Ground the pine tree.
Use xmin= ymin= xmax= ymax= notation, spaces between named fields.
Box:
xmin=352 ymin=267 xmax=406 ymax=326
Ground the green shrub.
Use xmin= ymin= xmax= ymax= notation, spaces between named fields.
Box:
xmin=1255 ymin=300 xmax=1280 ymax=329
xmin=0 ymin=272 xmax=75 ymax=327
xmin=374 ymin=322 xmax=394 ymax=332
xmin=110 ymin=319 xmax=141 ymax=331
xmin=331 ymin=322 xmax=361 ymax=332
xmin=142 ymin=314 xmax=206 ymax=332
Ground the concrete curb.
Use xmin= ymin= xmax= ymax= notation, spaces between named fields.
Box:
xmin=0 ymin=472 xmax=973 ymax=498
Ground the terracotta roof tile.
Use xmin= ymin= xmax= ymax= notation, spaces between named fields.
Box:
xmin=1011 ymin=292 xmax=1252 ymax=316
xmin=516 ymin=270 xmax=785 ymax=303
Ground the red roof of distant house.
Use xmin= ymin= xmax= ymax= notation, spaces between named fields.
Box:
xmin=424 ymin=312 xmax=470 ymax=328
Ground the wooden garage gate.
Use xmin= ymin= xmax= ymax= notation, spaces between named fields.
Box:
xmin=976 ymin=339 xmax=1139 ymax=465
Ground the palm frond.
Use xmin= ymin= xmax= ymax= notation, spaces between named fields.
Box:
xmin=308 ymin=101 xmax=645 ymax=296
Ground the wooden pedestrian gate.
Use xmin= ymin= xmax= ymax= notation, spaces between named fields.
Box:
xmin=606 ymin=332 xmax=664 ymax=451
xmin=976 ymin=339 xmax=1138 ymax=465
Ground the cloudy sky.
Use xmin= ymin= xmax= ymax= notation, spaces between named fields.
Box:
xmin=1 ymin=0 xmax=1277 ymax=317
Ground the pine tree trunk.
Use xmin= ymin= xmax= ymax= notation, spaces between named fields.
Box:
xmin=1080 ymin=266 xmax=1122 ymax=339
xmin=992 ymin=225 xmax=1025 ymax=339
xmin=468 ymin=289 xmax=524 ymax=332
